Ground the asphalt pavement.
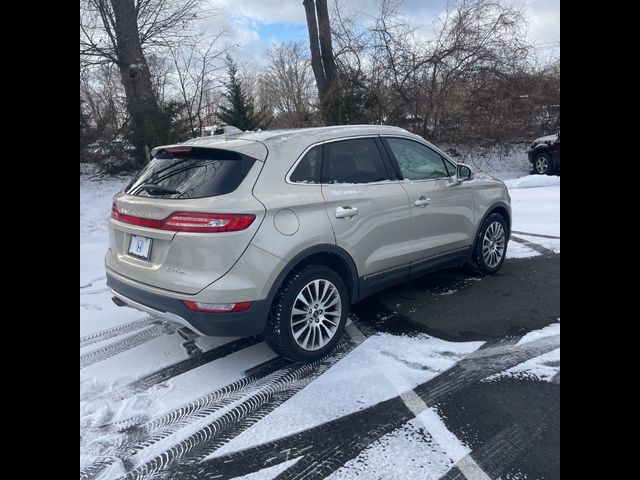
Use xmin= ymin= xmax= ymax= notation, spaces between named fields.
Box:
xmin=352 ymin=253 xmax=560 ymax=480
xmin=352 ymin=254 xmax=560 ymax=342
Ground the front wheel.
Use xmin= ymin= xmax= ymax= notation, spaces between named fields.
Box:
xmin=264 ymin=265 xmax=348 ymax=362
xmin=533 ymin=152 xmax=553 ymax=175
xmin=472 ymin=213 xmax=508 ymax=275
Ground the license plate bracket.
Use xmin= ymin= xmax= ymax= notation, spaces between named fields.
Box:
xmin=128 ymin=235 xmax=153 ymax=261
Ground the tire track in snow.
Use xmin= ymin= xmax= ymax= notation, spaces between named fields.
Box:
xmin=86 ymin=336 xmax=272 ymax=415
xmin=125 ymin=336 xmax=264 ymax=393
xmin=119 ymin=340 xmax=355 ymax=480
xmin=112 ymin=357 xmax=288 ymax=434
xmin=80 ymin=358 xmax=288 ymax=480
xmin=80 ymin=317 xmax=158 ymax=348
xmin=511 ymin=230 xmax=560 ymax=240
xmin=80 ymin=324 xmax=172 ymax=370
xmin=510 ymin=235 xmax=556 ymax=256
xmin=176 ymin=335 xmax=559 ymax=480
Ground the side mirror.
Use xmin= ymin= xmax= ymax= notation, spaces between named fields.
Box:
xmin=456 ymin=163 xmax=473 ymax=181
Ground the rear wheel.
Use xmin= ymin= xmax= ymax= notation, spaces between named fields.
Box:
xmin=472 ymin=213 xmax=508 ymax=275
xmin=533 ymin=152 xmax=553 ymax=175
xmin=264 ymin=265 xmax=348 ymax=362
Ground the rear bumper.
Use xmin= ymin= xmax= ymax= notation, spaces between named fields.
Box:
xmin=106 ymin=272 xmax=269 ymax=337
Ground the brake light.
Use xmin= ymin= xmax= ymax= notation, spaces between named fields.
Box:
xmin=111 ymin=202 xmax=121 ymax=220
xmin=111 ymin=203 xmax=255 ymax=232
xmin=163 ymin=212 xmax=255 ymax=232
xmin=183 ymin=301 xmax=252 ymax=313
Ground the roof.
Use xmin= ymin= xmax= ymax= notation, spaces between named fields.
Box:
xmin=182 ymin=124 xmax=411 ymax=148
xmin=152 ymin=124 xmax=428 ymax=162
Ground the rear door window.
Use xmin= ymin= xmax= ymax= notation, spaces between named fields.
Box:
xmin=322 ymin=138 xmax=391 ymax=184
xmin=125 ymin=147 xmax=256 ymax=199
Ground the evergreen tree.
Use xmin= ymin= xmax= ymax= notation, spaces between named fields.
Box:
xmin=218 ymin=55 xmax=270 ymax=131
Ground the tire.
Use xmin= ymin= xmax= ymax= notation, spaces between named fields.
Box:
xmin=472 ymin=213 xmax=508 ymax=275
xmin=264 ymin=264 xmax=349 ymax=362
xmin=533 ymin=152 xmax=553 ymax=175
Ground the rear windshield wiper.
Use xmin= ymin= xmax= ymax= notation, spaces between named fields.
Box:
xmin=135 ymin=183 xmax=182 ymax=195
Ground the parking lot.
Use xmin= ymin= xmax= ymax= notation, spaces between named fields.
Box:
xmin=80 ymin=172 xmax=559 ymax=480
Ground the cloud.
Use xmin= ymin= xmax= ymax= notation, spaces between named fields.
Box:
xmin=198 ymin=0 xmax=558 ymax=66
xmin=209 ymin=0 xmax=307 ymax=24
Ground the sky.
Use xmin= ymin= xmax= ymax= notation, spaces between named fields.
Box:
xmin=200 ymin=0 xmax=560 ymax=67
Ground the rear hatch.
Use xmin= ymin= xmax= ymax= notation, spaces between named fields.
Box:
xmin=105 ymin=142 xmax=267 ymax=294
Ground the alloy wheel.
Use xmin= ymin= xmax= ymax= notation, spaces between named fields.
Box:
xmin=536 ymin=156 xmax=548 ymax=174
xmin=290 ymin=279 xmax=342 ymax=351
xmin=482 ymin=221 xmax=506 ymax=268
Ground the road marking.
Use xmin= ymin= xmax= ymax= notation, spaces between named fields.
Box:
xmin=456 ymin=455 xmax=493 ymax=480
xmin=345 ymin=322 xmax=491 ymax=480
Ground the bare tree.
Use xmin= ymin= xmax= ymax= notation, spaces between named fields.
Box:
xmin=80 ymin=0 xmax=204 ymax=165
xmin=168 ymin=31 xmax=230 ymax=136
xmin=364 ymin=0 xmax=534 ymax=142
xmin=262 ymin=42 xmax=316 ymax=128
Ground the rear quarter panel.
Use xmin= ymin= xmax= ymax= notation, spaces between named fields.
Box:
xmin=250 ymin=139 xmax=337 ymax=262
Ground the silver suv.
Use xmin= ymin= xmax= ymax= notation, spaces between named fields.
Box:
xmin=106 ymin=125 xmax=511 ymax=362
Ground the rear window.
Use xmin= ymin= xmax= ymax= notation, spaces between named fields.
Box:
xmin=125 ymin=147 xmax=256 ymax=199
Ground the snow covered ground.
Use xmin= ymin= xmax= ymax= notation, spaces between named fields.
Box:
xmin=80 ymin=152 xmax=559 ymax=479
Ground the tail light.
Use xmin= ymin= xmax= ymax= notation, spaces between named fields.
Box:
xmin=183 ymin=301 xmax=252 ymax=313
xmin=163 ymin=212 xmax=255 ymax=232
xmin=111 ymin=203 xmax=255 ymax=233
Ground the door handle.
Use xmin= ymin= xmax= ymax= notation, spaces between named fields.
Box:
xmin=335 ymin=206 xmax=359 ymax=218
xmin=414 ymin=196 xmax=432 ymax=207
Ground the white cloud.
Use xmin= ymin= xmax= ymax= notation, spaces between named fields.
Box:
xmin=209 ymin=0 xmax=307 ymax=24
xmin=197 ymin=0 xmax=558 ymax=66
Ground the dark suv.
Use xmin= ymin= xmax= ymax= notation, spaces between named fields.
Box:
xmin=528 ymin=131 xmax=560 ymax=175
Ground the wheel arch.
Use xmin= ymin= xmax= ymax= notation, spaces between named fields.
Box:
xmin=265 ymin=244 xmax=360 ymax=310
xmin=472 ymin=202 xmax=512 ymax=255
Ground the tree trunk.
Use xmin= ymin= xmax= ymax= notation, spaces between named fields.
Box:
xmin=315 ymin=0 xmax=336 ymax=86
xmin=303 ymin=0 xmax=328 ymax=118
xmin=110 ymin=0 xmax=165 ymax=166
xmin=315 ymin=0 xmax=339 ymax=124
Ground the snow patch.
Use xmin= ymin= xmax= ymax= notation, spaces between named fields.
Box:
xmin=483 ymin=348 xmax=560 ymax=383
xmin=516 ymin=322 xmax=560 ymax=346
xmin=505 ymin=175 xmax=560 ymax=189
xmin=326 ymin=418 xmax=456 ymax=479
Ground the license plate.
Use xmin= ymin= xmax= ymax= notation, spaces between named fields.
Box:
xmin=128 ymin=235 xmax=153 ymax=260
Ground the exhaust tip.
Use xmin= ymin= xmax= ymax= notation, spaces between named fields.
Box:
xmin=111 ymin=296 xmax=127 ymax=307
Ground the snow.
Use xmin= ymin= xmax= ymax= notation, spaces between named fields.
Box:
xmin=80 ymin=168 xmax=136 ymax=336
xmin=532 ymin=134 xmax=558 ymax=144
xmin=516 ymin=321 xmax=560 ymax=346
xmin=504 ymin=175 xmax=560 ymax=189
xmin=232 ymin=459 xmax=301 ymax=480
xmin=482 ymin=348 xmax=560 ymax=383
xmin=326 ymin=418 xmax=456 ymax=479
xmin=482 ymin=321 xmax=560 ymax=383
xmin=506 ymin=241 xmax=541 ymax=258
xmin=506 ymin=177 xmax=560 ymax=254
xmin=212 ymin=333 xmax=483 ymax=457
xmin=446 ymin=144 xmax=531 ymax=181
